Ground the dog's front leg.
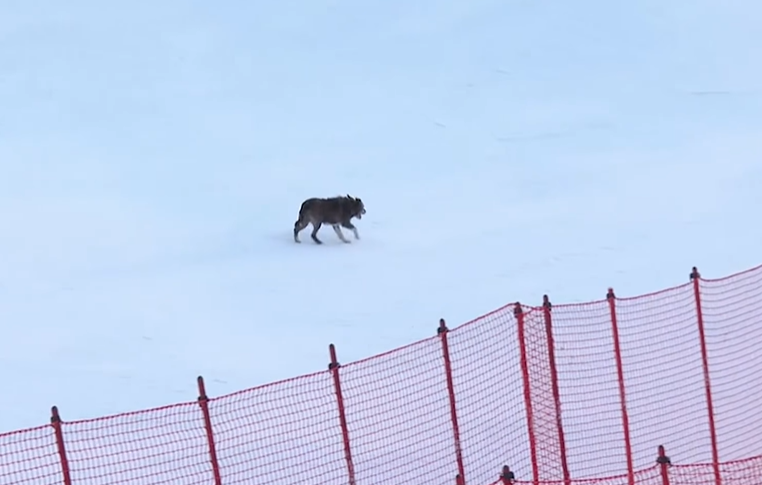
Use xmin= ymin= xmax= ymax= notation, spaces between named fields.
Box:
xmin=332 ymin=224 xmax=350 ymax=243
xmin=342 ymin=222 xmax=360 ymax=240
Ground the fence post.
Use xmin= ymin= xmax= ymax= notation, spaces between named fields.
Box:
xmin=500 ymin=465 xmax=515 ymax=484
xmin=50 ymin=406 xmax=72 ymax=485
xmin=439 ymin=318 xmax=466 ymax=483
xmin=690 ymin=267 xmax=721 ymax=485
xmin=607 ymin=288 xmax=634 ymax=485
xmin=329 ymin=344 xmax=356 ymax=485
xmin=656 ymin=445 xmax=671 ymax=485
xmin=197 ymin=376 xmax=223 ymax=485
xmin=515 ymin=303 xmax=539 ymax=485
xmin=542 ymin=295 xmax=571 ymax=485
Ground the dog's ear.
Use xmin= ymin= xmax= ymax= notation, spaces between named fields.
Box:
xmin=346 ymin=193 xmax=352 ymax=199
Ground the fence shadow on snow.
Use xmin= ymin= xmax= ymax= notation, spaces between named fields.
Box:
xmin=1 ymin=265 xmax=761 ymax=485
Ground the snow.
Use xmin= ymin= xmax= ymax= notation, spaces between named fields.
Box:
xmin=1 ymin=0 xmax=761 ymax=482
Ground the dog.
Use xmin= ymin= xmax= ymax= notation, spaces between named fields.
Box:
xmin=293 ymin=194 xmax=366 ymax=244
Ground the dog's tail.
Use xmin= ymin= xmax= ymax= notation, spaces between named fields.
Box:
xmin=298 ymin=199 xmax=312 ymax=216
xmin=295 ymin=198 xmax=315 ymax=227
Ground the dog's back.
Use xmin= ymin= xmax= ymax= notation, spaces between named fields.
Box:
xmin=297 ymin=196 xmax=350 ymax=224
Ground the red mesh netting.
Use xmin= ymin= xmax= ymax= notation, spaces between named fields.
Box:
xmin=549 ymin=300 xmax=628 ymax=478
xmin=521 ymin=305 xmax=568 ymax=481
xmin=2 ymin=264 xmax=762 ymax=485
xmin=207 ymin=371 xmax=345 ymax=484
xmin=62 ymin=403 xmax=211 ymax=484
xmin=668 ymin=455 xmax=762 ymax=485
xmin=447 ymin=304 xmax=530 ymax=484
xmin=615 ymin=284 xmax=712 ymax=469
xmin=0 ymin=425 xmax=60 ymax=485
xmin=339 ymin=336 xmax=453 ymax=484
xmin=506 ymin=465 xmax=662 ymax=485
xmin=699 ymin=268 xmax=762 ymax=462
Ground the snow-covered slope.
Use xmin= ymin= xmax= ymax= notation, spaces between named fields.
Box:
xmin=1 ymin=0 xmax=760 ymax=441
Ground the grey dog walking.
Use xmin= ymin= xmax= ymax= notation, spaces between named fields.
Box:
xmin=293 ymin=194 xmax=367 ymax=244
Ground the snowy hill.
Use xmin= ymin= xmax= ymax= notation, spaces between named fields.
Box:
xmin=1 ymin=0 xmax=761 ymax=448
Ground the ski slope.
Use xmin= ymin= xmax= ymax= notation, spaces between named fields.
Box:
xmin=1 ymin=0 xmax=761 ymax=470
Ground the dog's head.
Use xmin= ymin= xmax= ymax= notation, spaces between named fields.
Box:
xmin=345 ymin=194 xmax=366 ymax=219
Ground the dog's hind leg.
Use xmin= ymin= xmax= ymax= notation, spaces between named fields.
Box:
xmin=310 ymin=222 xmax=323 ymax=244
xmin=332 ymin=224 xmax=351 ymax=243
xmin=341 ymin=221 xmax=360 ymax=240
